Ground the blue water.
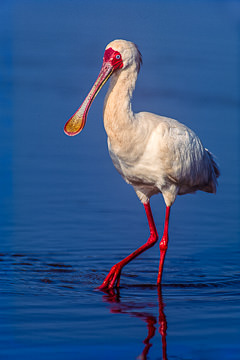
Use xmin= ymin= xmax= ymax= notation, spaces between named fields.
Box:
xmin=0 ymin=1 xmax=240 ymax=359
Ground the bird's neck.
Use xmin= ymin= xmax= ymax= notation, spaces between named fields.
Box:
xmin=103 ymin=65 xmax=138 ymax=147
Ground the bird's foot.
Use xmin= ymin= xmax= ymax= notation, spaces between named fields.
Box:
xmin=98 ymin=263 xmax=122 ymax=290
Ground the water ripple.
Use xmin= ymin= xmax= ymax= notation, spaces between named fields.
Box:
xmin=0 ymin=251 xmax=239 ymax=298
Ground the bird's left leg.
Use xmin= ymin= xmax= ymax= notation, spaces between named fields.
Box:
xmin=98 ymin=201 xmax=158 ymax=290
xmin=157 ymin=206 xmax=171 ymax=284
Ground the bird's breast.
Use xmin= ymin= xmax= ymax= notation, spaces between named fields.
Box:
xmin=108 ymin=136 xmax=162 ymax=188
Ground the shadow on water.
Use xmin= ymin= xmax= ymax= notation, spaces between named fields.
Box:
xmin=100 ymin=286 xmax=167 ymax=360
xmin=98 ymin=278 xmax=240 ymax=360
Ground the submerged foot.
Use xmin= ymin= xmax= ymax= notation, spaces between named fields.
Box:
xmin=98 ymin=264 xmax=122 ymax=290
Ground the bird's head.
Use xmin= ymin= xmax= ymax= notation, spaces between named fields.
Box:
xmin=64 ymin=39 xmax=142 ymax=136
xmin=104 ymin=39 xmax=142 ymax=73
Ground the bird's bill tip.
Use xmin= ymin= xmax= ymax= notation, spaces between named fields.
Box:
xmin=64 ymin=110 xmax=86 ymax=136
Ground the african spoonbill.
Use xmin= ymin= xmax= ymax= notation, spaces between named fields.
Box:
xmin=64 ymin=39 xmax=220 ymax=289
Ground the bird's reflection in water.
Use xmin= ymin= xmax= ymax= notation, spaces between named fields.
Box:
xmin=101 ymin=286 xmax=167 ymax=360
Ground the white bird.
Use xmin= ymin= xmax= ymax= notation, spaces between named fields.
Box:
xmin=64 ymin=39 xmax=220 ymax=290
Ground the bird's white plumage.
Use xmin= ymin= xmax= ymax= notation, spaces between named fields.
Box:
xmin=103 ymin=40 xmax=219 ymax=206
xmin=64 ymin=38 xmax=220 ymax=288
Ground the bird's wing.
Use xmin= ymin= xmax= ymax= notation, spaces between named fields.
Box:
xmin=137 ymin=112 xmax=212 ymax=187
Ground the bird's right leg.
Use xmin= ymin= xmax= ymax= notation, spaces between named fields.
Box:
xmin=98 ymin=201 xmax=159 ymax=290
xmin=157 ymin=206 xmax=171 ymax=284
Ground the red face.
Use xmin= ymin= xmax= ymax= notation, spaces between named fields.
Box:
xmin=103 ymin=47 xmax=123 ymax=70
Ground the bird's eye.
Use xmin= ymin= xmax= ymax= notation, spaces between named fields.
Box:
xmin=115 ymin=54 xmax=121 ymax=60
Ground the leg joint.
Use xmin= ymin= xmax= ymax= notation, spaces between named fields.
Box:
xmin=159 ymin=236 xmax=168 ymax=251
xmin=147 ymin=231 xmax=159 ymax=245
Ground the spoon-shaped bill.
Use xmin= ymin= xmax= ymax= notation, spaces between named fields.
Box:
xmin=64 ymin=62 xmax=113 ymax=136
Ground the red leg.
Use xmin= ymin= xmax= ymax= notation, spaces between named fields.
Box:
xmin=157 ymin=206 xmax=171 ymax=284
xmin=98 ymin=201 xmax=159 ymax=289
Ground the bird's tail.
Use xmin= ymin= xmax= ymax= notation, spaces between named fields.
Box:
xmin=206 ymin=149 xmax=220 ymax=179
xmin=204 ymin=149 xmax=220 ymax=194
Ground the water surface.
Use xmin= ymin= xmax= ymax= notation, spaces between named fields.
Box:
xmin=0 ymin=1 xmax=239 ymax=359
